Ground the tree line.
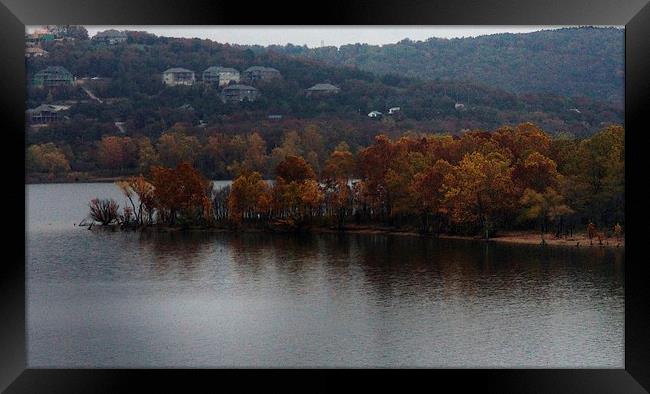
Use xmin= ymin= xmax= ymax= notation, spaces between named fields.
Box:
xmin=86 ymin=123 xmax=624 ymax=238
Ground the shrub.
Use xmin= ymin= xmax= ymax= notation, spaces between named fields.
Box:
xmin=89 ymin=198 xmax=119 ymax=225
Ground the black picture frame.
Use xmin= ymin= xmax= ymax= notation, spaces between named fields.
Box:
xmin=2 ymin=0 xmax=649 ymax=392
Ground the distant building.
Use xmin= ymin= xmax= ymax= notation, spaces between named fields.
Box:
xmin=32 ymin=66 xmax=74 ymax=87
xmin=26 ymin=28 xmax=55 ymax=44
xmin=368 ymin=111 xmax=383 ymax=118
xmin=25 ymin=33 xmax=41 ymax=45
xmin=243 ymin=66 xmax=281 ymax=84
xmin=92 ymin=29 xmax=128 ymax=45
xmin=388 ymin=107 xmax=401 ymax=115
xmin=454 ymin=103 xmax=466 ymax=111
xmin=26 ymin=104 xmax=70 ymax=123
xmin=306 ymin=83 xmax=341 ymax=96
xmin=25 ymin=47 xmax=48 ymax=58
xmin=221 ymin=84 xmax=259 ymax=103
xmin=178 ymin=103 xmax=195 ymax=112
xmin=268 ymin=114 xmax=283 ymax=121
xmin=162 ymin=68 xmax=195 ymax=86
xmin=203 ymin=66 xmax=240 ymax=87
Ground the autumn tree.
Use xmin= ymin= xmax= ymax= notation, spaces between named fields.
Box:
xmin=411 ymin=159 xmax=453 ymax=233
xmin=137 ymin=137 xmax=160 ymax=176
xmin=273 ymin=155 xmax=322 ymax=222
xmin=116 ymin=175 xmax=155 ymax=226
xmin=492 ymin=123 xmax=552 ymax=162
xmin=97 ymin=136 xmax=137 ymax=173
xmin=157 ymin=131 xmax=201 ymax=168
xmin=150 ymin=162 xmax=213 ymax=225
xmin=512 ymin=151 xmax=562 ymax=192
xmin=228 ymin=171 xmax=272 ymax=223
xmin=519 ymin=187 xmax=574 ymax=242
xmin=302 ymin=124 xmax=326 ymax=173
xmin=227 ymin=132 xmax=269 ymax=177
xmin=276 ymin=155 xmax=316 ymax=183
xmin=322 ymin=147 xmax=355 ymax=227
xmin=384 ymin=139 xmax=431 ymax=221
xmin=442 ymin=151 xmax=517 ymax=239
xmin=269 ymin=130 xmax=303 ymax=171
xmin=27 ymin=143 xmax=71 ymax=175
xmin=356 ymin=135 xmax=394 ymax=220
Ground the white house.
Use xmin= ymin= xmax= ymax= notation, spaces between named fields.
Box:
xmin=27 ymin=104 xmax=71 ymax=123
xmin=203 ymin=66 xmax=240 ymax=87
xmin=162 ymin=68 xmax=196 ymax=86
xmin=368 ymin=111 xmax=383 ymax=118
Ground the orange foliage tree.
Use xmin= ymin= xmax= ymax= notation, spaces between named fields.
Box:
xmin=228 ymin=171 xmax=272 ymax=223
xmin=97 ymin=136 xmax=137 ymax=173
xmin=150 ymin=162 xmax=213 ymax=225
xmin=442 ymin=151 xmax=517 ymax=239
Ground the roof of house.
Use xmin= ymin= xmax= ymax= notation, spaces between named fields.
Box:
xmin=307 ymin=83 xmax=340 ymax=91
xmin=163 ymin=67 xmax=194 ymax=74
xmin=244 ymin=66 xmax=279 ymax=72
xmin=204 ymin=66 xmax=239 ymax=74
xmin=368 ymin=111 xmax=383 ymax=116
xmin=27 ymin=104 xmax=71 ymax=113
xmin=223 ymin=84 xmax=258 ymax=91
xmin=34 ymin=66 xmax=73 ymax=78
xmin=26 ymin=47 xmax=48 ymax=54
xmin=178 ymin=104 xmax=195 ymax=111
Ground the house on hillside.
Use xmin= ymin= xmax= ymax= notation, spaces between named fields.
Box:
xmin=178 ymin=103 xmax=195 ymax=112
xmin=26 ymin=28 xmax=55 ymax=44
xmin=243 ymin=66 xmax=281 ymax=84
xmin=162 ymin=68 xmax=196 ymax=86
xmin=368 ymin=111 xmax=383 ymax=118
xmin=306 ymin=83 xmax=340 ymax=96
xmin=92 ymin=29 xmax=128 ymax=45
xmin=454 ymin=103 xmax=466 ymax=111
xmin=221 ymin=84 xmax=259 ymax=103
xmin=26 ymin=104 xmax=71 ymax=123
xmin=203 ymin=66 xmax=240 ymax=87
xmin=25 ymin=47 xmax=48 ymax=58
xmin=388 ymin=107 xmax=401 ymax=115
xmin=32 ymin=66 xmax=74 ymax=87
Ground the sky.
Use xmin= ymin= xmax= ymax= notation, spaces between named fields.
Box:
xmin=28 ymin=25 xmax=592 ymax=47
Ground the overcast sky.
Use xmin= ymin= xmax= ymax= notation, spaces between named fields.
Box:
xmin=27 ymin=25 xmax=604 ymax=47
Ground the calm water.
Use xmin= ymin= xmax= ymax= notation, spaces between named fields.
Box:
xmin=26 ymin=183 xmax=624 ymax=367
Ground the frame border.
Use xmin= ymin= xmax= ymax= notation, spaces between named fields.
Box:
xmin=2 ymin=0 xmax=649 ymax=392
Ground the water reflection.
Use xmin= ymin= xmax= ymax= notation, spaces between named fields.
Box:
xmin=27 ymin=184 xmax=624 ymax=367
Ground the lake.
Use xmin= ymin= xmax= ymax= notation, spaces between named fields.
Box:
xmin=26 ymin=182 xmax=624 ymax=367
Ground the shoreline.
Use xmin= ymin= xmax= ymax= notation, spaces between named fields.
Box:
xmin=89 ymin=224 xmax=624 ymax=249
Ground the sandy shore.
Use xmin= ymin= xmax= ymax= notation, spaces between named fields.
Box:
xmin=313 ymin=226 xmax=624 ymax=248
xmin=439 ymin=231 xmax=624 ymax=248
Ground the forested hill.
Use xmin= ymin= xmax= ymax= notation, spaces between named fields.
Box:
xmin=28 ymin=30 xmax=622 ymax=141
xmin=259 ymin=27 xmax=624 ymax=104
xmin=26 ymin=28 xmax=624 ymax=180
